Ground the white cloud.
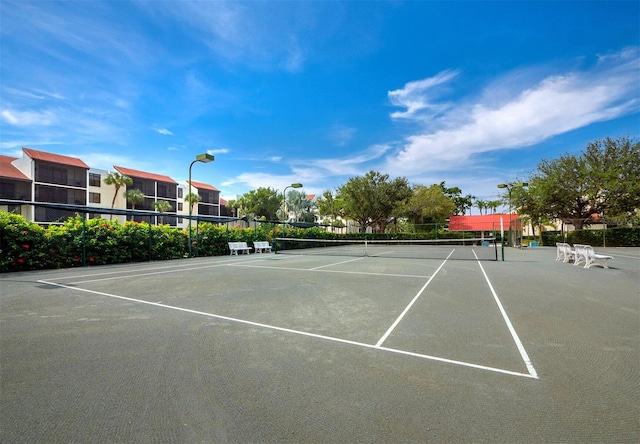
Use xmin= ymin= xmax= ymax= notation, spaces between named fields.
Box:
xmin=1 ymin=109 xmax=56 ymax=126
xmin=388 ymin=70 xmax=459 ymax=121
xmin=327 ymin=124 xmax=357 ymax=147
xmin=386 ymin=47 xmax=640 ymax=176
xmin=157 ymin=128 xmax=174 ymax=135
xmin=207 ymin=148 xmax=230 ymax=155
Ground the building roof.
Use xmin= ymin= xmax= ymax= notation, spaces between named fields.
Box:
xmin=114 ymin=166 xmax=177 ymax=184
xmin=188 ymin=180 xmax=219 ymax=191
xmin=448 ymin=214 xmax=519 ymax=231
xmin=23 ymin=147 xmax=89 ymax=169
xmin=0 ymin=155 xmax=30 ymax=181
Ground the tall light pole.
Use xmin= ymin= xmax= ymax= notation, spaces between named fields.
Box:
xmin=188 ymin=153 xmax=214 ymax=257
xmin=497 ymin=182 xmax=528 ymax=248
xmin=282 ymin=183 xmax=303 ymax=223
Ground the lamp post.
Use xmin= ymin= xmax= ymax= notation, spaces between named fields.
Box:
xmin=188 ymin=153 xmax=214 ymax=257
xmin=282 ymin=183 xmax=303 ymax=223
xmin=497 ymin=182 xmax=528 ymax=249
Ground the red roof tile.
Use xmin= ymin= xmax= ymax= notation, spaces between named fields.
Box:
xmin=188 ymin=180 xmax=219 ymax=191
xmin=448 ymin=214 xmax=519 ymax=231
xmin=114 ymin=166 xmax=177 ymax=184
xmin=0 ymin=156 xmax=30 ymax=180
xmin=22 ymin=147 xmax=89 ymax=169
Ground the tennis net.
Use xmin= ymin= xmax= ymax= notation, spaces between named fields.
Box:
xmin=273 ymin=237 xmax=498 ymax=261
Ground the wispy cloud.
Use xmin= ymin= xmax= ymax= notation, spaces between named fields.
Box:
xmin=385 ymin=47 xmax=640 ymax=176
xmin=388 ymin=70 xmax=459 ymax=121
xmin=156 ymin=128 xmax=174 ymax=136
xmin=327 ymin=124 xmax=357 ymax=147
xmin=207 ymin=148 xmax=230 ymax=155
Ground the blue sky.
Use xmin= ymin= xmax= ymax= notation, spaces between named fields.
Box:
xmin=1 ymin=1 xmax=639 ymax=204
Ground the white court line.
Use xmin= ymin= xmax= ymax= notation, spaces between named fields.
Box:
xmin=310 ymin=256 xmax=366 ymax=270
xmin=228 ymin=263 xmax=431 ymax=279
xmin=375 ymin=250 xmax=453 ymax=347
xmin=473 ymin=250 xmax=539 ymax=379
xmin=36 ymin=279 xmax=536 ymax=379
xmin=66 ymin=262 xmax=235 ymax=285
xmin=47 ymin=256 xmax=259 ymax=282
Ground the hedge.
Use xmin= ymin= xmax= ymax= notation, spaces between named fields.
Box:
xmin=2 ymin=211 xmax=638 ymax=272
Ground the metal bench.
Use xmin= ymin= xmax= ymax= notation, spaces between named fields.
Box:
xmin=253 ymin=241 xmax=272 ymax=253
xmin=228 ymin=242 xmax=252 ymax=255
xmin=556 ymin=242 xmax=575 ymax=263
xmin=581 ymin=245 xmax=614 ymax=269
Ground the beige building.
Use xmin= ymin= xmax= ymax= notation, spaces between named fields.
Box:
xmin=0 ymin=147 xmax=221 ymax=227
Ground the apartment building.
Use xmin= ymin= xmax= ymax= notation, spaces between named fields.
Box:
xmin=0 ymin=147 xmax=221 ymax=227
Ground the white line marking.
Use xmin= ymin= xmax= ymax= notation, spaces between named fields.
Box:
xmin=228 ymin=263 xmax=431 ymax=279
xmin=68 ymin=263 xmax=231 ymax=285
xmin=473 ymin=251 xmax=539 ymax=379
xmin=310 ymin=256 xmax=366 ymax=270
xmin=375 ymin=250 xmax=454 ymax=347
xmin=37 ymin=279 xmax=536 ymax=379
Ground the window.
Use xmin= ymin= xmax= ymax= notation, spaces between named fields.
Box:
xmin=89 ymin=192 xmax=101 ymax=204
xmin=178 ymin=202 xmax=183 ymax=211
xmin=35 ymin=162 xmax=86 ymax=187
xmin=178 ymin=188 xmax=183 ymax=198
xmin=89 ymin=173 xmax=101 ymax=187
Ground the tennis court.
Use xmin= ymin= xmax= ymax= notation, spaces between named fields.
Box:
xmin=1 ymin=245 xmax=638 ymax=442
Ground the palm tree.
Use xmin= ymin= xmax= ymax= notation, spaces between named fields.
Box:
xmin=103 ymin=172 xmax=133 ymax=220
xmin=124 ymin=189 xmax=145 ymax=220
xmin=475 ymin=199 xmax=487 ymax=215
xmin=184 ymin=192 xmax=202 ymax=215
xmin=153 ymin=200 xmax=172 ymax=225
xmin=487 ymin=200 xmax=501 ymax=214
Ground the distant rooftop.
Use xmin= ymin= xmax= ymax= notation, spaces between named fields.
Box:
xmin=23 ymin=147 xmax=89 ymax=169
xmin=114 ymin=166 xmax=177 ymax=184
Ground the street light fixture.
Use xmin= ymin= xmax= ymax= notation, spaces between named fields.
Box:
xmin=282 ymin=183 xmax=303 ymax=222
xmin=188 ymin=153 xmax=214 ymax=257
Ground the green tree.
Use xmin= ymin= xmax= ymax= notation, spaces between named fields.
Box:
xmin=317 ymin=190 xmax=345 ymax=223
xmin=399 ymin=184 xmax=456 ymax=226
xmin=124 ymin=189 xmax=145 ymax=220
xmin=337 ymin=171 xmax=411 ymax=232
xmin=238 ymin=187 xmax=281 ymax=220
xmin=286 ymin=190 xmax=317 ymax=222
xmin=475 ymin=199 xmax=487 ymax=215
xmin=153 ymin=200 xmax=172 ymax=224
xmin=486 ymin=200 xmax=502 ymax=214
xmin=184 ymin=193 xmax=202 ymax=215
xmin=528 ymin=136 xmax=639 ymax=229
xmin=103 ymin=171 xmax=132 ymax=220
xmin=439 ymin=182 xmax=470 ymax=215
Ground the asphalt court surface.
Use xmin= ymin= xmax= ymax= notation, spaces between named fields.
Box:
xmin=1 ymin=246 xmax=639 ymax=442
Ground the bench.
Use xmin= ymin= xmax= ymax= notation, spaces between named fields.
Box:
xmin=253 ymin=241 xmax=272 ymax=253
xmin=579 ymin=245 xmax=614 ymax=269
xmin=228 ymin=242 xmax=252 ymax=255
xmin=556 ymin=242 xmax=575 ymax=263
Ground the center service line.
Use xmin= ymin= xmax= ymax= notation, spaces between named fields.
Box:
xmin=473 ymin=251 xmax=539 ymax=379
xmin=374 ymin=250 xmax=454 ymax=348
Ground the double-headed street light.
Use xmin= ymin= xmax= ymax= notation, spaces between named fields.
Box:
xmin=497 ymin=182 xmax=528 ymax=248
xmin=188 ymin=153 xmax=214 ymax=257
xmin=282 ymin=183 xmax=303 ymax=222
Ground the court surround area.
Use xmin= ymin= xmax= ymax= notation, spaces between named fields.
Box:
xmin=1 ymin=246 xmax=638 ymax=443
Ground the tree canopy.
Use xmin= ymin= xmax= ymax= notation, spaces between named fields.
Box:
xmin=233 ymin=187 xmax=281 ymax=220
xmin=336 ymin=170 xmax=412 ymax=232
xmin=515 ymin=136 xmax=639 ymax=229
